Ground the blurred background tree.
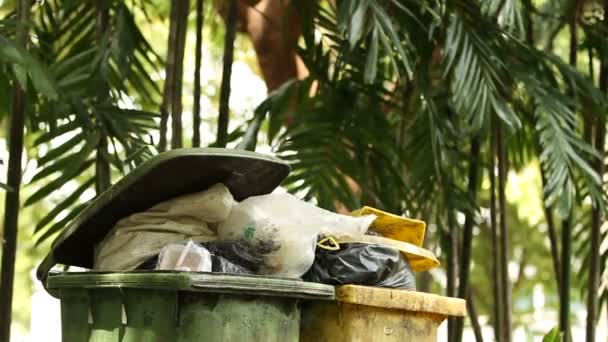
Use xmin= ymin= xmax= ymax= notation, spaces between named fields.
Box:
xmin=0 ymin=0 xmax=607 ymax=341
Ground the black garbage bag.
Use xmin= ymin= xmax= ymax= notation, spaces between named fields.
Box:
xmin=303 ymin=243 xmax=416 ymax=290
xmin=200 ymin=241 xmax=258 ymax=274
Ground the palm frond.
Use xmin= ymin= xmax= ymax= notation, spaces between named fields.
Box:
xmin=443 ymin=15 xmax=520 ymax=129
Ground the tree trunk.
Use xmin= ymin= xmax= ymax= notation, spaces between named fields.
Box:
xmin=192 ymin=0 xmax=204 ymax=147
xmin=560 ymin=216 xmax=572 ymax=342
xmin=497 ymin=122 xmax=512 ymax=342
xmin=586 ymin=6 xmax=607 ymax=337
xmin=454 ymin=136 xmax=481 ymax=342
xmin=160 ymin=0 xmax=178 ymax=152
xmin=0 ymin=1 xmax=28 ymax=341
xmin=216 ymin=0 xmax=238 ymax=147
xmin=160 ymin=0 xmax=189 ymax=151
xmin=540 ymin=168 xmax=562 ymax=291
xmin=171 ymin=0 xmax=189 ymax=149
xmin=240 ymin=0 xmax=305 ymax=91
xmin=95 ymin=0 xmax=111 ymax=194
xmin=489 ymin=123 xmax=504 ymax=341
xmin=447 ymin=209 xmax=458 ymax=342
xmin=560 ymin=12 xmax=579 ymax=340
xmin=467 ymin=290 xmax=484 ymax=342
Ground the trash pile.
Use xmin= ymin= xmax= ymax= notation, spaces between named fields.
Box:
xmin=94 ymin=183 xmax=439 ymax=290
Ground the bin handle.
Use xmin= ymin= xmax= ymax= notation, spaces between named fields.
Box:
xmin=37 ymin=253 xmax=57 ymax=287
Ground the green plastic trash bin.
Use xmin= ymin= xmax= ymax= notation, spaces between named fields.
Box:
xmin=37 ymin=148 xmax=335 ymax=342
xmin=47 ymin=272 xmax=333 ymax=342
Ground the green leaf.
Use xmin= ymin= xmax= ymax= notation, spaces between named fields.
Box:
xmin=25 ymin=158 xmax=94 ymax=207
xmin=0 ymin=36 xmax=58 ymax=98
xmin=371 ymin=2 xmax=412 ymax=76
xmin=364 ymin=25 xmax=379 ymax=84
xmin=35 ymin=202 xmax=88 ymax=246
xmin=34 ymin=121 xmax=80 ymax=146
xmin=0 ymin=182 xmax=14 ymax=192
xmin=348 ymin=0 xmax=369 ymax=48
xmin=34 ymin=177 xmax=94 ymax=233
xmin=443 ymin=15 xmax=520 ymax=129
xmin=26 ymin=132 xmax=98 ymax=206
xmin=12 ymin=63 xmax=27 ymax=90
xmin=542 ymin=326 xmax=562 ymax=342
xmin=37 ymin=130 xmax=85 ymax=166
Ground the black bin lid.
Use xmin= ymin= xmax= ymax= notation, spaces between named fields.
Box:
xmin=37 ymin=148 xmax=289 ymax=279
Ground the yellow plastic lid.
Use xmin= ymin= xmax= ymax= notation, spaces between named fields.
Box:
xmin=351 ymin=206 xmax=426 ymax=247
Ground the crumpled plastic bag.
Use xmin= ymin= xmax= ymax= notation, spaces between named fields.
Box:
xmin=303 ymin=242 xmax=417 ymax=290
xmin=217 ymin=193 xmax=376 ymax=278
xmin=94 ymin=184 xmax=234 ymax=271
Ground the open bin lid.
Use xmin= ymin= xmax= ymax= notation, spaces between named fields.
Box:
xmin=37 ymin=148 xmax=290 ymax=280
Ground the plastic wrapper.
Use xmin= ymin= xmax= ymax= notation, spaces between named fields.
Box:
xmin=303 ymin=242 xmax=417 ymax=290
xmin=138 ymin=241 xmax=254 ymax=275
xmin=156 ymin=240 xmax=212 ymax=272
xmin=217 ymin=193 xmax=376 ymax=278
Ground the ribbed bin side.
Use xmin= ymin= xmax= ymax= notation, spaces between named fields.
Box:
xmin=300 ymin=285 xmax=466 ymax=342
xmin=58 ymin=288 xmax=301 ymax=342
xmin=301 ymin=301 xmax=443 ymax=342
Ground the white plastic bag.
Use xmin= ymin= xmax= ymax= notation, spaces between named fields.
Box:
xmin=217 ymin=193 xmax=376 ymax=278
xmin=94 ymin=183 xmax=234 ymax=271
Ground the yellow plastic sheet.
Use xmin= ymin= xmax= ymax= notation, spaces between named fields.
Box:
xmin=351 ymin=206 xmax=426 ymax=247
xmin=350 ymin=206 xmax=438 ymax=272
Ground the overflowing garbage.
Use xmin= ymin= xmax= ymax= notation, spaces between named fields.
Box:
xmin=94 ymin=183 xmax=439 ymax=289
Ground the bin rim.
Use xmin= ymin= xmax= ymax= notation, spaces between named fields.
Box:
xmin=37 ymin=148 xmax=290 ymax=282
xmin=335 ymin=285 xmax=467 ymax=317
xmin=45 ymin=271 xmax=336 ymax=300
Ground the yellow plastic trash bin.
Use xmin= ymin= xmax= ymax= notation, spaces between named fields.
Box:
xmin=300 ymin=285 xmax=466 ymax=342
